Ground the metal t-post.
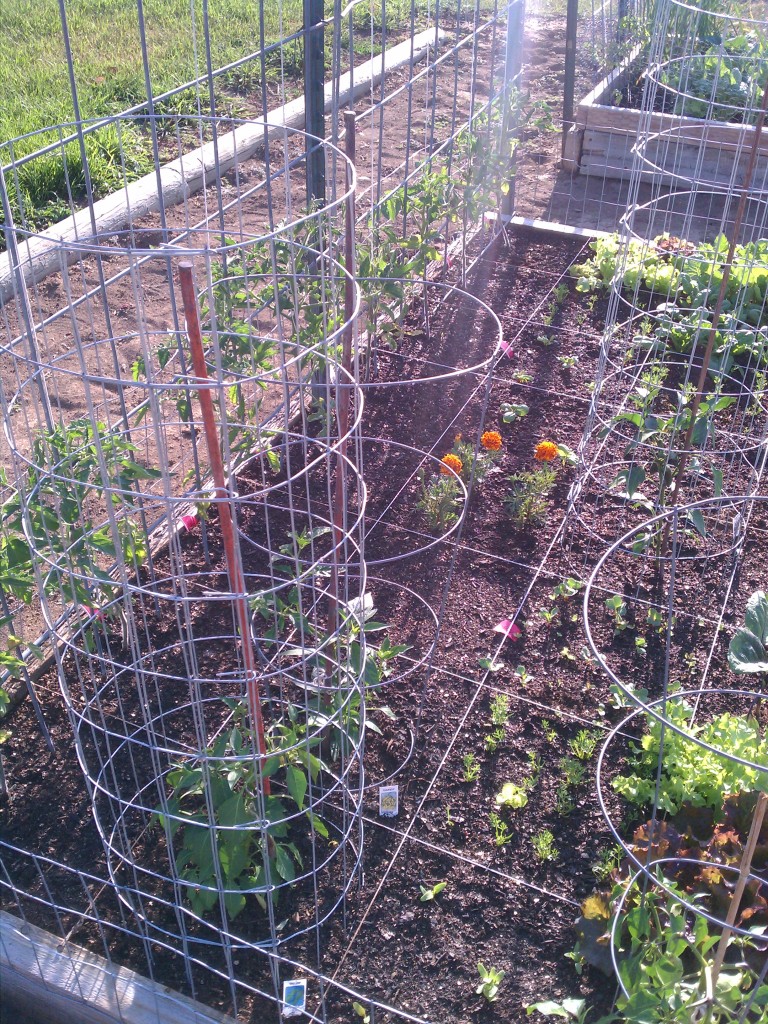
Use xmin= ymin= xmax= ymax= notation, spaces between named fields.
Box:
xmin=304 ymin=0 xmax=326 ymax=209
xmin=561 ymin=0 xmax=579 ymax=159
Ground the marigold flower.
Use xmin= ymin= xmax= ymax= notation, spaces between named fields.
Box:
xmin=534 ymin=440 xmax=559 ymax=462
xmin=481 ymin=430 xmax=502 ymax=452
xmin=440 ymin=453 xmax=463 ymax=477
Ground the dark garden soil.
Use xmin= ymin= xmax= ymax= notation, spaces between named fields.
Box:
xmin=2 ymin=225 xmax=766 ymax=1023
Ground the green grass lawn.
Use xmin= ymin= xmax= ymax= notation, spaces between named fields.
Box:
xmin=0 ymin=0 xmax=312 ymax=147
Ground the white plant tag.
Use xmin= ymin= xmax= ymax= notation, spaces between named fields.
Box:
xmin=379 ymin=784 xmax=399 ymax=817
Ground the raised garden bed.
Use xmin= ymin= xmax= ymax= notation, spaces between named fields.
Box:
xmin=562 ymin=50 xmax=768 ymax=188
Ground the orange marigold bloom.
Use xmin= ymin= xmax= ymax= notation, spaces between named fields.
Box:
xmin=534 ymin=440 xmax=559 ymax=462
xmin=441 ymin=453 xmax=463 ymax=476
xmin=481 ymin=430 xmax=503 ymax=452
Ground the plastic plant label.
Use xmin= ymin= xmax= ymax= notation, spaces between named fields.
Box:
xmin=282 ymin=979 xmax=307 ymax=1017
xmin=379 ymin=784 xmax=399 ymax=817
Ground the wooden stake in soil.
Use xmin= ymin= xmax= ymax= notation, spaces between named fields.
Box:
xmin=177 ymin=261 xmax=270 ymax=795
xmin=706 ymin=789 xmax=767 ymax=1002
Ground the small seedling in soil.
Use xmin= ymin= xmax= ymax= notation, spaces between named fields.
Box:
xmin=536 ymin=332 xmax=557 ymax=347
xmin=555 ymin=782 xmax=576 ymax=816
xmin=635 ymin=635 xmax=647 ymax=655
xmin=605 ymin=594 xmax=631 ymax=633
xmin=558 ymin=354 xmax=578 ymax=371
xmin=352 ymin=1002 xmax=370 ymax=1024
xmin=568 ymin=729 xmax=599 ymax=761
xmin=591 ymin=844 xmax=623 ymax=882
xmin=462 ymin=752 xmax=480 ymax=782
xmin=445 ymin=804 xmax=455 ymax=826
xmin=419 ymin=881 xmax=447 ymax=902
xmin=484 ymin=727 xmax=506 ymax=753
xmin=560 ymin=756 xmax=586 ymax=787
xmin=495 ymin=781 xmax=528 ymax=809
xmin=514 ymin=664 xmax=533 ymax=687
xmin=478 ymin=655 xmax=504 ymax=673
xmin=525 ymin=750 xmax=543 ymax=786
xmin=489 ymin=692 xmax=510 ymax=726
xmin=580 ymin=646 xmax=596 ymax=671
xmin=552 ymin=282 xmax=569 ymax=306
xmin=541 ymin=718 xmax=558 ymax=743
xmin=514 ymin=371 xmax=533 ymax=383
xmin=476 ymin=963 xmax=505 ymax=1002
xmin=550 ymin=578 xmax=583 ymax=602
xmin=539 ymin=606 xmax=559 ymax=627
xmin=532 ymin=829 xmax=559 ymax=862
xmin=500 ymin=401 xmax=529 ymax=424
xmin=488 ymin=811 xmax=512 ymax=847
xmin=528 ymin=997 xmax=589 ymax=1021
xmin=560 ymin=646 xmax=577 ymax=662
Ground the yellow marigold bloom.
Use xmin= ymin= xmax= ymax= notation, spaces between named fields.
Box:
xmin=534 ymin=440 xmax=559 ymax=462
xmin=441 ymin=453 xmax=463 ymax=476
xmin=481 ymin=430 xmax=503 ymax=452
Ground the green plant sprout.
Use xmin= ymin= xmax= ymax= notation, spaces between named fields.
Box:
xmin=605 ymin=594 xmax=630 ymax=633
xmin=484 ymin=727 xmax=506 ymax=753
xmin=489 ymin=692 xmax=511 ymax=727
xmin=550 ymin=578 xmax=584 ymax=602
xmin=531 ymin=829 xmax=559 ymax=862
xmin=515 ymin=664 xmax=533 ymax=687
xmin=541 ymin=719 xmax=558 ymax=744
xmin=557 ymin=354 xmax=578 ymax=371
xmin=495 ymin=781 xmax=529 ymax=809
xmin=352 ymin=1001 xmax=371 ymax=1024
xmin=488 ymin=811 xmax=512 ymax=847
xmin=419 ymin=881 xmax=447 ymax=902
xmin=500 ymin=401 xmax=529 ymax=424
xmin=462 ymin=752 xmax=480 ymax=782
xmin=476 ymin=962 xmax=505 ymax=1002
xmin=539 ymin=606 xmax=560 ymax=627
xmin=568 ymin=730 xmax=599 ymax=761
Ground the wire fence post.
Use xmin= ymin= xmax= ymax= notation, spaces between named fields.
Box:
xmin=304 ymin=0 xmax=326 ymax=208
xmin=561 ymin=0 xmax=579 ymax=158
xmin=501 ymin=0 xmax=524 ymax=217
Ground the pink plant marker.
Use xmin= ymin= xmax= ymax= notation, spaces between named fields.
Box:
xmin=498 ymin=340 xmax=513 ymax=358
xmin=181 ymin=514 xmax=198 ymax=532
xmin=493 ymin=618 xmax=521 ymax=640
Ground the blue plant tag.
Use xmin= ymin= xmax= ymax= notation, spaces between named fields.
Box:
xmin=282 ymin=979 xmax=307 ymax=1017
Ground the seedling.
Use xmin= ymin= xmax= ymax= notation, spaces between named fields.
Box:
xmin=525 ymin=750 xmax=543 ymax=787
xmin=445 ymin=804 xmax=455 ymax=826
xmin=555 ymin=782 xmax=576 ymax=816
xmin=539 ymin=606 xmax=559 ymax=627
xmin=559 ymin=646 xmax=576 ymax=662
xmin=495 ymin=781 xmax=528 ymax=809
xmin=635 ymin=635 xmax=647 ymax=655
xmin=352 ymin=1002 xmax=371 ymax=1024
xmin=557 ymin=354 xmax=578 ymax=371
xmin=484 ymin=727 xmax=506 ymax=753
xmin=541 ymin=718 xmax=557 ymax=744
xmin=531 ymin=829 xmax=559 ymax=862
xmin=513 ymin=371 xmax=534 ymax=384
xmin=419 ymin=881 xmax=447 ymax=902
xmin=500 ymin=401 xmax=529 ymax=424
xmin=550 ymin=578 xmax=584 ymax=602
xmin=489 ymin=692 xmax=510 ymax=727
xmin=514 ymin=664 xmax=533 ymax=687
xmin=476 ymin=962 xmax=505 ymax=1002
xmin=536 ymin=333 xmax=557 ymax=347
xmin=462 ymin=751 xmax=480 ymax=782
xmin=568 ymin=729 xmax=599 ymax=761
xmin=488 ymin=811 xmax=513 ymax=846
xmin=605 ymin=594 xmax=630 ymax=632
xmin=560 ymin=756 xmax=586 ymax=787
